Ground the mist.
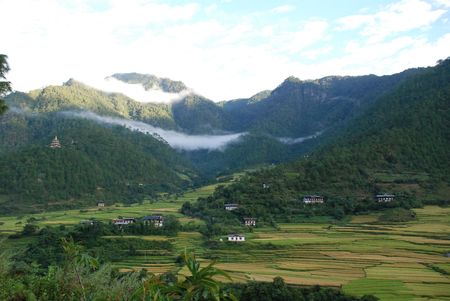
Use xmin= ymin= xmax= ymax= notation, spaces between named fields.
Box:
xmin=61 ymin=111 xmax=245 ymax=151
xmin=81 ymin=76 xmax=192 ymax=104
xmin=278 ymin=131 xmax=322 ymax=145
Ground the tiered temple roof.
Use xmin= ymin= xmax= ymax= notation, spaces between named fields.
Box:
xmin=50 ymin=136 xmax=62 ymax=148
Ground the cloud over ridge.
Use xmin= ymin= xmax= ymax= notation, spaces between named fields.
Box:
xmin=61 ymin=111 xmax=245 ymax=151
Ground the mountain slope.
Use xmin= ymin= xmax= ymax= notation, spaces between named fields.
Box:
xmin=223 ymin=70 xmax=420 ymax=136
xmin=6 ymin=79 xmax=176 ymax=129
xmin=0 ymin=111 xmax=197 ymax=213
xmin=189 ymin=58 xmax=450 ymax=219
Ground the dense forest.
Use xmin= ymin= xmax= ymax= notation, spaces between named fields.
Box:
xmin=184 ymin=58 xmax=450 ymax=225
xmin=1 ymin=59 xmax=448 ymax=214
xmin=0 ymin=113 xmax=196 ymax=213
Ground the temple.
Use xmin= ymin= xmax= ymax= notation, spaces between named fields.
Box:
xmin=50 ymin=136 xmax=62 ymax=148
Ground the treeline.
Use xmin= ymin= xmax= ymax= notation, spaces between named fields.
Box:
xmin=12 ymin=221 xmax=176 ymax=269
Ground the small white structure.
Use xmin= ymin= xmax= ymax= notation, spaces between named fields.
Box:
xmin=376 ymin=194 xmax=395 ymax=202
xmin=142 ymin=215 xmax=164 ymax=227
xmin=112 ymin=218 xmax=135 ymax=225
xmin=97 ymin=202 xmax=105 ymax=208
xmin=243 ymin=218 xmax=256 ymax=226
xmin=224 ymin=203 xmax=239 ymax=211
xmin=228 ymin=234 xmax=245 ymax=242
xmin=303 ymin=195 xmax=324 ymax=204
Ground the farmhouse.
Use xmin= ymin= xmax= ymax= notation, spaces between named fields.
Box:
xmin=97 ymin=202 xmax=105 ymax=208
xmin=303 ymin=195 xmax=324 ymax=204
xmin=112 ymin=218 xmax=135 ymax=225
xmin=224 ymin=203 xmax=239 ymax=211
xmin=376 ymin=194 xmax=395 ymax=202
xmin=142 ymin=215 xmax=164 ymax=227
xmin=49 ymin=136 xmax=62 ymax=148
xmin=243 ymin=217 xmax=256 ymax=226
xmin=228 ymin=234 xmax=245 ymax=242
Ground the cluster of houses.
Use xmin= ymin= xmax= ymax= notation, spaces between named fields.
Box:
xmin=222 ymin=192 xmax=396 ymax=243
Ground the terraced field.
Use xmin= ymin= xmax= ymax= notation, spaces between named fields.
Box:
xmin=1 ymin=192 xmax=449 ymax=301
xmin=108 ymin=206 xmax=450 ymax=300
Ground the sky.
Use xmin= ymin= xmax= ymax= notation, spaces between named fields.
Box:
xmin=1 ymin=0 xmax=450 ymax=101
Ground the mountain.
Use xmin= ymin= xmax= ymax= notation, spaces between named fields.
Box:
xmin=6 ymin=79 xmax=177 ymax=129
xmin=7 ymin=70 xmax=419 ymax=137
xmin=222 ymin=70 xmax=420 ymax=136
xmin=110 ymin=72 xmax=188 ymax=93
xmin=0 ymin=111 xmax=197 ymax=213
xmin=1 ymin=66 xmax=430 ymax=196
xmin=187 ymin=58 xmax=450 ymax=220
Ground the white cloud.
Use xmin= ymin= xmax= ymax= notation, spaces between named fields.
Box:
xmin=278 ymin=132 xmax=322 ymax=145
xmin=81 ymin=76 xmax=192 ymax=104
xmin=338 ymin=0 xmax=447 ymax=42
xmin=1 ymin=0 xmax=449 ymax=103
xmin=432 ymin=0 xmax=450 ymax=8
xmin=271 ymin=5 xmax=295 ymax=14
xmin=62 ymin=111 xmax=246 ymax=151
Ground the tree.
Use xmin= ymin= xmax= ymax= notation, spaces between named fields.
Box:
xmin=0 ymin=54 xmax=11 ymax=114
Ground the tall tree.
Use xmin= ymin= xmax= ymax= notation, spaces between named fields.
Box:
xmin=0 ymin=54 xmax=11 ymax=114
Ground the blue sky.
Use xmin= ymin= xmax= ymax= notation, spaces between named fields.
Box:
xmin=1 ymin=0 xmax=449 ymax=101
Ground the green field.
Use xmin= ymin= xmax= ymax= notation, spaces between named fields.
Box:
xmin=1 ymin=186 xmax=449 ymax=301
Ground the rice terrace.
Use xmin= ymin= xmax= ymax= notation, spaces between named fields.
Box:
xmin=1 ymin=183 xmax=449 ymax=300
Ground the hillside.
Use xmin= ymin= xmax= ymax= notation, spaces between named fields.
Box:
xmin=0 ymin=111 xmax=196 ymax=213
xmin=187 ymin=58 xmax=450 ymax=221
xmin=5 ymin=79 xmax=177 ymax=129
xmin=0 ymin=65 xmax=438 ymax=211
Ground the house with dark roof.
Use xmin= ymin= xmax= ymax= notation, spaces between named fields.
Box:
xmin=142 ymin=215 xmax=164 ymax=227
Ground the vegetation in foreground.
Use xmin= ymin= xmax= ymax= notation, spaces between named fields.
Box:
xmin=0 ymin=240 xmax=378 ymax=301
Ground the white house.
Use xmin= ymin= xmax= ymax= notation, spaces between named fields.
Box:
xmin=224 ymin=203 xmax=239 ymax=211
xmin=303 ymin=195 xmax=324 ymax=204
xmin=97 ymin=202 xmax=105 ymax=208
xmin=228 ymin=234 xmax=245 ymax=242
xmin=243 ymin=218 xmax=256 ymax=226
xmin=376 ymin=194 xmax=395 ymax=202
xmin=112 ymin=218 xmax=135 ymax=225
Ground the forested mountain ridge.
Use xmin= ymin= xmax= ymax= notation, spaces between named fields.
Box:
xmin=0 ymin=64 xmax=440 ymax=213
xmin=187 ymin=58 xmax=450 ymax=221
xmin=0 ymin=112 xmax=197 ymax=213
xmin=6 ymin=69 xmax=420 ymax=137
xmin=110 ymin=72 xmax=188 ymax=93
xmin=5 ymin=79 xmax=177 ymax=129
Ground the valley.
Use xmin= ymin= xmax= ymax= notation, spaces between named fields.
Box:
xmin=0 ymin=57 xmax=449 ymax=300
xmin=1 ymin=181 xmax=449 ymax=301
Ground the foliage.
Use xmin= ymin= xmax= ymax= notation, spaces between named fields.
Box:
xmin=15 ymin=221 xmax=175 ymax=269
xmin=228 ymin=277 xmax=377 ymax=301
xmin=0 ymin=54 xmax=11 ymax=114
xmin=112 ymin=72 xmax=188 ymax=93
xmin=186 ymin=59 xmax=450 ymax=224
xmin=1 ymin=239 xmax=238 ymax=301
xmin=0 ymin=113 xmax=196 ymax=212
